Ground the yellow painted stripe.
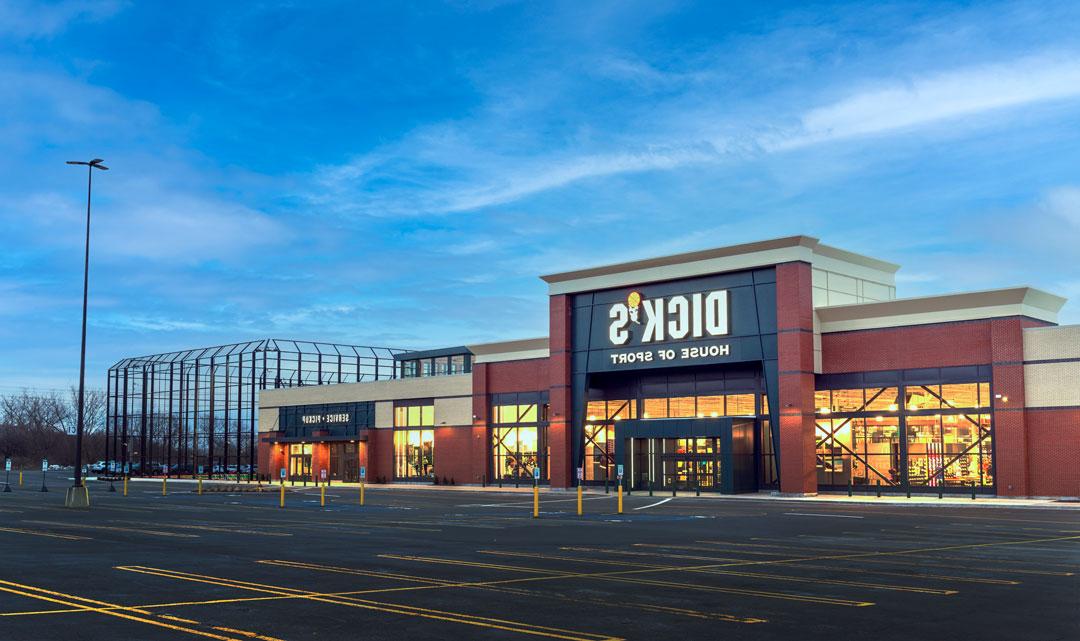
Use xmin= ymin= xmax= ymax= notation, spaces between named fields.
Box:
xmin=116 ymin=566 xmax=620 ymax=641
xmin=21 ymin=520 xmax=198 ymax=538
xmin=0 ymin=580 xmax=243 ymax=641
xmin=380 ymin=554 xmax=874 ymax=607
xmin=258 ymin=558 xmax=764 ymax=625
xmin=0 ymin=526 xmax=90 ymax=541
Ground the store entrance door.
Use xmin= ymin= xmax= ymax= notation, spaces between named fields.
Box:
xmin=628 ymin=437 xmax=721 ymax=491
xmin=329 ymin=442 xmax=359 ymax=482
xmin=615 ymin=418 xmax=757 ymax=494
xmin=288 ymin=443 xmax=312 ymax=482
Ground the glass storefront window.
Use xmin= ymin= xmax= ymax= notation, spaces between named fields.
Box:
xmin=726 ymin=394 xmax=755 ymax=416
xmin=864 ymin=387 xmax=899 ymax=412
xmin=940 ymin=383 xmax=978 ymax=409
xmin=669 ymin=396 xmax=696 ymax=418
xmin=831 ymin=389 xmax=865 ymax=413
xmin=584 ymin=424 xmax=614 ymax=481
xmin=906 ymin=415 xmax=942 ymax=486
xmin=817 ymin=417 xmax=900 ymax=487
xmin=698 ymin=395 xmax=724 ymax=417
xmin=586 ymin=399 xmax=635 ymax=421
xmin=395 ymin=403 xmax=434 ymax=427
xmin=492 ymin=427 xmax=539 ymax=481
xmin=642 ymin=398 xmax=667 ymax=419
xmin=814 ymin=390 xmax=830 ymax=411
xmin=394 ymin=429 xmax=434 ymax=479
xmin=905 ymin=386 xmax=939 ymax=411
xmin=494 ymin=404 xmax=537 ymax=424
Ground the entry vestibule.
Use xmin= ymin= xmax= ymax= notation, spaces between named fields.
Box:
xmin=613 ymin=418 xmax=757 ymax=494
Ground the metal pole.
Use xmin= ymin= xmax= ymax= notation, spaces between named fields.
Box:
xmin=73 ymin=164 xmax=92 ymax=489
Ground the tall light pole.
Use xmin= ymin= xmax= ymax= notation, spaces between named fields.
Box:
xmin=65 ymin=158 xmax=107 ymax=506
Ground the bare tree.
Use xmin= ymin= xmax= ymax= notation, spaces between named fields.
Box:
xmin=0 ymin=389 xmax=101 ymax=467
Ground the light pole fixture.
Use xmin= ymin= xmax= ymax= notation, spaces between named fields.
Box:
xmin=65 ymin=158 xmax=108 ymax=509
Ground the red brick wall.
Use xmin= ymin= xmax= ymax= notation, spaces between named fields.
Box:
xmin=1026 ymin=408 xmax=1080 ymax=496
xmin=258 ymin=433 xmax=284 ymax=480
xmin=311 ymin=443 xmax=330 ymax=482
xmin=776 ymin=261 xmax=817 ymax=494
xmin=484 ymin=359 xmax=550 ymax=393
xmin=368 ymin=428 xmax=394 ymax=482
xmin=434 ymin=426 xmax=483 ymax=485
xmin=548 ymin=294 xmax=573 ymax=488
xmin=821 ymin=321 xmax=993 ymax=372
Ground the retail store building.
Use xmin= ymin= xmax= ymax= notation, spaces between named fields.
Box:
xmin=255 ymin=236 xmax=1079 ymax=497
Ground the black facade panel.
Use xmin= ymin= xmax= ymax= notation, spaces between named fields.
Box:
xmin=278 ymin=401 xmax=375 ymax=439
xmin=571 ymin=267 xmax=780 ymax=489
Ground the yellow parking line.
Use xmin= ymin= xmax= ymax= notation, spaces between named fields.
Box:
xmin=0 ymin=579 xmax=244 ymax=640
xmin=0 ymin=526 xmax=91 ymax=541
xmin=160 ymin=614 xmax=201 ymax=624
xmin=260 ymin=559 xmax=764 ymax=624
xmin=115 ymin=565 xmax=621 ymax=641
xmin=109 ymin=521 xmax=294 ymax=537
xmin=629 ymin=545 xmax=1019 ymax=584
xmin=722 ymin=539 xmax=1075 ymax=575
xmin=380 ymin=554 xmax=874 ymax=607
xmin=480 ymin=550 xmax=958 ymax=595
xmin=21 ymin=520 xmax=198 ymax=538
xmin=212 ymin=625 xmax=286 ymax=641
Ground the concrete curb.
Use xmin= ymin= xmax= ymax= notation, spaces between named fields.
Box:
xmin=118 ymin=477 xmax=1080 ymax=509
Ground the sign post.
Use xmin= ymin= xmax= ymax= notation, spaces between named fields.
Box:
xmin=616 ymin=465 xmax=624 ymax=514
xmin=40 ymin=459 xmax=48 ymax=493
xmin=576 ymin=467 xmax=583 ymax=516
xmin=359 ymin=466 xmax=366 ymax=507
xmin=3 ymin=458 xmax=11 ymax=493
xmin=279 ymin=468 xmax=286 ymax=509
xmin=532 ymin=467 xmax=540 ymax=518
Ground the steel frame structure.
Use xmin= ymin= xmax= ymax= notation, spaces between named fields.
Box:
xmin=105 ymin=339 xmax=405 ymax=479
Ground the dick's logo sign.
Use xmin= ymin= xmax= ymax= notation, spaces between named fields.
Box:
xmin=608 ymin=289 xmax=729 ymax=345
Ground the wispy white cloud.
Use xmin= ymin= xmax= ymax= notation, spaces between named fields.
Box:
xmin=0 ymin=0 xmax=126 ymax=39
xmin=772 ymin=53 xmax=1080 ymax=150
xmin=93 ymin=314 xmax=213 ymax=332
xmin=1042 ymin=185 xmax=1080 ymax=228
xmin=309 ymin=50 xmax=1080 ymax=219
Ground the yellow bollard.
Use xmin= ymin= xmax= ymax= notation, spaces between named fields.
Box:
xmin=123 ymin=477 xmax=128 ymax=496
xmin=19 ymin=470 xmax=23 ymax=486
xmin=617 ymin=483 xmax=623 ymax=514
xmin=577 ymin=484 xmax=583 ymax=516
xmin=198 ymin=478 xmax=202 ymax=495
xmin=533 ymin=485 xmax=539 ymax=518
xmin=360 ymin=481 xmax=365 ymax=506
xmin=279 ymin=482 xmax=285 ymax=509
xmin=320 ymin=485 xmax=325 ymax=507
xmin=162 ymin=477 xmax=167 ymax=496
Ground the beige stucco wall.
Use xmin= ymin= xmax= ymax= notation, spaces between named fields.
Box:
xmin=435 ymin=395 xmax=473 ymax=426
xmin=258 ymin=406 xmax=280 ymax=434
xmin=260 ymin=374 xmax=472 ymax=408
xmin=257 ymin=374 xmax=474 ymax=432
xmin=1024 ymin=325 xmax=1080 ymax=408
xmin=811 ymin=266 xmax=895 ymax=307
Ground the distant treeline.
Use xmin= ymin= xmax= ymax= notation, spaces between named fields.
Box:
xmin=0 ymin=388 xmax=106 ymax=468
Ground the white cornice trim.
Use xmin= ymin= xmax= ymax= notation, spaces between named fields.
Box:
xmin=817 ymin=287 xmax=1066 ymax=333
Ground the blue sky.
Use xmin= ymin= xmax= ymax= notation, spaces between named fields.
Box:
xmin=3 ymin=0 xmax=1080 ymax=391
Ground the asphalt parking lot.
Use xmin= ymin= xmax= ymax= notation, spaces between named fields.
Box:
xmin=0 ymin=472 xmax=1077 ymax=641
